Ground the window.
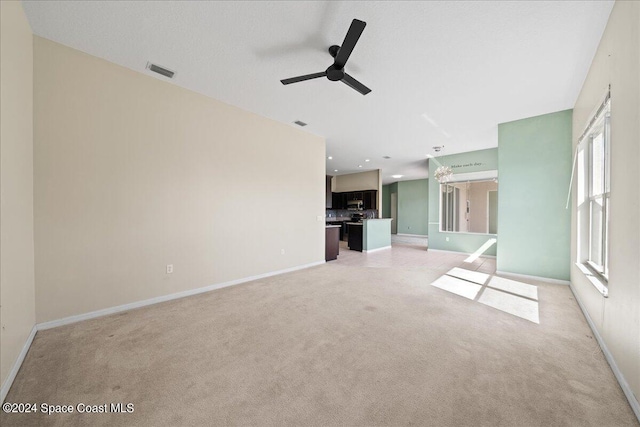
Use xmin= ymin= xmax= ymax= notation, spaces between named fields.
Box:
xmin=581 ymin=99 xmax=610 ymax=282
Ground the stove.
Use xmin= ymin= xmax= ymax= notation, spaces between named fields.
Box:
xmin=350 ymin=213 xmax=364 ymax=223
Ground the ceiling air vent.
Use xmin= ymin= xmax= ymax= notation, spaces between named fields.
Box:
xmin=294 ymin=120 xmax=307 ymax=127
xmin=146 ymin=62 xmax=175 ymax=79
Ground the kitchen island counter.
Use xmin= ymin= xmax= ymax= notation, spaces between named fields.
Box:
xmin=347 ymin=218 xmax=392 ymax=252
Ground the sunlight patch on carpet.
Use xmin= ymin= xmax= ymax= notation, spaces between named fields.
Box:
xmin=463 ymin=238 xmax=497 ymax=263
xmin=430 ymin=275 xmax=483 ymax=300
xmin=487 ymin=276 xmax=538 ymax=300
xmin=430 ymin=269 xmax=540 ymax=324
xmin=478 ymin=288 xmax=539 ymax=323
xmin=446 ymin=267 xmax=490 ymax=285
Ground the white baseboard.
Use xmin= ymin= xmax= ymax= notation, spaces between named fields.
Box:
xmin=3 ymin=261 xmax=326 ymax=403
xmin=364 ymin=246 xmax=391 ymax=253
xmin=427 ymin=248 xmax=496 ymax=259
xmin=396 ymin=233 xmax=428 ymax=238
xmin=568 ymin=283 xmax=640 ymax=421
xmin=37 ymin=260 xmax=325 ymax=331
xmin=495 ymin=270 xmax=570 ymax=285
xmin=1 ymin=325 xmax=37 ymax=403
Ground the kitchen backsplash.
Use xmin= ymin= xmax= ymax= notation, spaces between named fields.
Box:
xmin=326 ymin=209 xmax=378 ymax=219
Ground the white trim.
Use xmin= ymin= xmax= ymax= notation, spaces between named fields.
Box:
xmin=363 ymin=246 xmax=391 ymax=253
xmin=37 ymin=261 xmax=325 ymax=331
xmin=569 ymin=283 xmax=640 ymax=422
xmin=396 ymin=233 xmax=428 ymax=238
xmin=575 ymin=262 xmax=608 ymax=297
xmin=495 ymin=270 xmax=570 ymax=285
xmin=1 ymin=325 xmax=37 ymax=403
xmin=427 ymin=248 xmax=496 ymax=259
xmin=449 ymin=170 xmax=498 ymax=182
xmin=438 ymin=231 xmax=498 ymax=237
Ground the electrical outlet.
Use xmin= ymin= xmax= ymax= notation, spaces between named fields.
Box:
xmin=281 ymin=249 xmax=285 ymax=255
xmin=445 ymin=237 xmax=450 ymax=242
xmin=166 ymin=264 xmax=173 ymax=274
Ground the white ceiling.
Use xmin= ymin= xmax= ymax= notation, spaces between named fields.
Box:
xmin=23 ymin=1 xmax=613 ymax=184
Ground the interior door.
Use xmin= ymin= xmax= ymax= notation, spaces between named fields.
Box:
xmin=390 ymin=192 xmax=398 ymax=234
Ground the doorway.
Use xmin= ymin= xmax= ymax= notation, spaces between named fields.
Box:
xmin=391 ymin=192 xmax=398 ymax=234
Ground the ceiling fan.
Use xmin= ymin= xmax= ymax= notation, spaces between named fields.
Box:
xmin=280 ymin=19 xmax=371 ymax=95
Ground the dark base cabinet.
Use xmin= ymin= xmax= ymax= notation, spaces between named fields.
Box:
xmin=348 ymin=224 xmax=363 ymax=252
xmin=325 ymin=226 xmax=340 ymax=261
xmin=327 ymin=221 xmax=346 ymax=240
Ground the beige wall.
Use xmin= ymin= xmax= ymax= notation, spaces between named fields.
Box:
xmin=333 ymin=170 xmax=382 ymax=216
xmin=333 ymin=170 xmax=380 ymax=192
xmin=34 ymin=37 xmax=325 ymax=323
xmin=0 ymin=1 xmax=36 ymax=395
xmin=571 ymin=0 xmax=639 ymax=408
xmin=468 ymin=181 xmax=498 ymax=233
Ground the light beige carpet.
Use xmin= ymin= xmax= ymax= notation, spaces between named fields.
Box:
xmin=2 ymin=254 xmax=638 ymax=426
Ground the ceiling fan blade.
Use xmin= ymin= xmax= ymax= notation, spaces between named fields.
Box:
xmin=280 ymin=72 xmax=326 ymax=85
xmin=341 ymin=73 xmax=371 ymax=95
xmin=334 ymin=19 xmax=366 ymax=69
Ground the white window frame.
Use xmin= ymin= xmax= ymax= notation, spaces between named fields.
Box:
xmin=580 ymin=98 xmax=610 ymax=285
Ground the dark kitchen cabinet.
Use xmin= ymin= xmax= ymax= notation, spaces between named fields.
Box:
xmin=348 ymin=224 xmax=363 ymax=252
xmin=346 ymin=192 xmax=363 ymax=201
xmin=325 ymin=226 xmax=340 ymax=261
xmin=331 ymin=190 xmax=377 ymax=210
xmin=328 ymin=221 xmax=345 ymax=240
xmin=332 ymin=192 xmax=343 ymax=209
xmin=364 ymin=190 xmax=377 ymax=210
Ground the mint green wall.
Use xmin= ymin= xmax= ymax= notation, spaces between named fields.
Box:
xmin=381 ymin=184 xmax=391 ymax=218
xmin=363 ymin=219 xmax=392 ymax=250
xmin=488 ymin=191 xmax=498 ymax=234
xmin=428 ymin=148 xmax=498 ymax=256
xmin=497 ymin=110 xmax=572 ymax=280
xmin=397 ymin=179 xmax=429 ymax=235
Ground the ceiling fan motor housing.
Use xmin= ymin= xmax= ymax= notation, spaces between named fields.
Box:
xmin=326 ymin=65 xmax=345 ymax=81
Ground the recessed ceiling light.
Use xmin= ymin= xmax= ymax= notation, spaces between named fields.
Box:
xmin=358 ymin=165 xmax=363 ymax=168
xmin=334 ymin=169 xmax=338 ymax=172
xmin=365 ymin=159 xmax=370 ymax=162
xmin=426 ymin=154 xmax=434 ymax=158
xmin=294 ymin=120 xmax=307 ymax=127
xmin=328 ymin=156 xmax=333 ymax=160
xmin=383 ymin=156 xmax=391 ymax=159
xmin=392 ymin=175 xmax=403 ymax=179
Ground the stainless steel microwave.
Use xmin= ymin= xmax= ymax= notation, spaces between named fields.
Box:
xmin=347 ymin=200 xmax=363 ymax=210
